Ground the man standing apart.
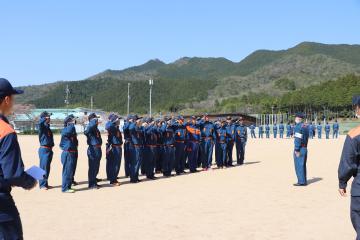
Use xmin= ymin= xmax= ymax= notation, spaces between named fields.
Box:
xmin=293 ymin=113 xmax=309 ymax=186
xmin=0 ymin=78 xmax=37 ymax=239
xmin=338 ymin=96 xmax=360 ymax=239
xmin=37 ymin=111 xmax=54 ymax=190
xmin=84 ymin=113 xmax=102 ymax=189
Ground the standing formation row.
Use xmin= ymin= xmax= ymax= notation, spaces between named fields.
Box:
xmin=37 ymin=113 xmax=250 ymax=193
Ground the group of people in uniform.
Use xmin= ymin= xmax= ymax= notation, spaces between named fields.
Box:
xmin=247 ymin=120 xmax=340 ymax=139
xmin=37 ymin=113 xmax=251 ymax=193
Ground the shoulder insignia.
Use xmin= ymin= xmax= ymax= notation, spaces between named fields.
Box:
xmin=348 ymin=125 xmax=360 ymax=139
xmin=0 ymin=119 xmax=15 ymax=139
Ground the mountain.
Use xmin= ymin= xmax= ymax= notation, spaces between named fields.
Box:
xmin=16 ymin=42 xmax=360 ymax=114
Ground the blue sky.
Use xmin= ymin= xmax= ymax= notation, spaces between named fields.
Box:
xmin=1 ymin=0 xmax=359 ymax=86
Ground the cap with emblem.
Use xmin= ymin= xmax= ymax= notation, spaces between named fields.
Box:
xmin=64 ymin=114 xmax=76 ymax=125
xmin=0 ymin=78 xmax=24 ymax=97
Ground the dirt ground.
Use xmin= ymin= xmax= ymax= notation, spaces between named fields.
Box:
xmin=11 ymin=134 xmax=354 ymax=240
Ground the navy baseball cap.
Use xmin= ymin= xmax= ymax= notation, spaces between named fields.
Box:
xmin=88 ymin=112 xmax=100 ymax=120
xmin=64 ymin=114 xmax=76 ymax=125
xmin=109 ymin=114 xmax=120 ymax=123
xmin=352 ymin=95 xmax=360 ymax=106
xmin=40 ymin=111 xmax=52 ymax=118
xmin=0 ymin=78 xmax=24 ymax=97
xmin=177 ymin=115 xmax=184 ymax=121
xmin=295 ymin=112 xmax=305 ymax=119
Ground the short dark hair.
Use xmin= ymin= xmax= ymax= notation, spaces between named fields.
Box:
xmin=0 ymin=95 xmax=10 ymax=104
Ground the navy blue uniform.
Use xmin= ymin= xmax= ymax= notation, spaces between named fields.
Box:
xmin=265 ymin=124 xmax=270 ymax=138
xmin=249 ymin=124 xmax=256 ymax=138
xmin=128 ymin=122 xmax=144 ymax=182
xmin=160 ymin=122 xmax=176 ymax=176
xmin=37 ymin=117 xmax=54 ymax=188
xmin=333 ymin=122 xmax=340 ymax=139
xmin=286 ymin=124 xmax=291 ymax=138
xmin=235 ymin=124 xmax=247 ymax=165
xmin=199 ymin=120 xmax=216 ymax=169
xmin=317 ymin=124 xmax=322 ymax=139
xmin=279 ymin=123 xmax=284 ymax=138
xmin=144 ymin=124 xmax=158 ymax=178
xmin=59 ymin=123 xmax=78 ymax=192
xmin=273 ymin=124 xmax=278 ymax=139
xmin=105 ymin=121 xmax=123 ymax=183
xmin=225 ymin=124 xmax=235 ymax=166
xmin=215 ymin=125 xmax=228 ymax=167
xmin=174 ymin=123 xmax=187 ymax=174
xmin=338 ymin=126 xmax=360 ymax=239
xmin=293 ymin=122 xmax=309 ymax=185
xmin=122 ymin=121 xmax=132 ymax=177
xmin=186 ymin=122 xmax=201 ymax=172
xmin=258 ymin=125 xmax=263 ymax=138
xmin=325 ymin=123 xmax=331 ymax=139
xmin=84 ymin=119 xmax=102 ymax=188
xmin=0 ymin=115 xmax=36 ymax=240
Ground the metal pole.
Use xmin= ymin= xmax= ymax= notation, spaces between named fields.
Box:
xmin=65 ymin=84 xmax=70 ymax=116
xmin=127 ymin=83 xmax=130 ymax=115
xmin=149 ymin=79 xmax=153 ymax=117
xmin=90 ymin=96 xmax=93 ymax=111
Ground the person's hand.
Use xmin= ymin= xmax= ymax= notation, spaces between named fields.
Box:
xmin=339 ymin=188 xmax=347 ymax=197
xmin=22 ymin=175 xmax=37 ymax=190
xmin=295 ymin=151 xmax=300 ymax=158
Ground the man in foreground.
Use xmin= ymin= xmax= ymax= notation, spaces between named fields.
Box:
xmin=338 ymin=95 xmax=360 ymax=239
xmin=0 ymin=78 xmax=37 ymax=239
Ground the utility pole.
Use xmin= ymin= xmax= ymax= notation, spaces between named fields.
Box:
xmin=127 ymin=83 xmax=130 ymax=115
xmin=149 ymin=78 xmax=154 ymax=117
xmin=65 ymin=84 xmax=70 ymax=116
xmin=90 ymin=96 xmax=93 ymax=111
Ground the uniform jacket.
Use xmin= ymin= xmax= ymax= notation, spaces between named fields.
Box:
xmin=38 ymin=117 xmax=54 ymax=147
xmin=84 ymin=119 xmax=102 ymax=146
xmin=199 ymin=120 xmax=216 ymax=140
xmin=128 ymin=122 xmax=144 ymax=146
xmin=235 ymin=124 xmax=247 ymax=142
xmin=105 ymin=121 xmax=123 ymax=146
xmin=294 ymin=122 xmax=309 ymax=151
xmin=338 ymin=126 xmax=360 ymax=196
xmin=59 ymin=124 xmax=78 ymax=151
xmin=0 ymin=115 xmax=35 ymax=222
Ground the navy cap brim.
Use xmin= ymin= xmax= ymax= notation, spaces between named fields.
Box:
xmin=12 ymin=88 xmax=24 ymax=95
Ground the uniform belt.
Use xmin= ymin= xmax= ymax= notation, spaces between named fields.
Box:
xmin=301 ymin=144 xmax=307 ymax=147
xmin=202 ymin=137 xmax=213 ymax=140
xmin=145 ymin=144 xmax=157 ymax=147
xmin=189 ymin=140 xmax=199 ymax=143
xmin=64 ymin=150 xmax=77 ymax=153
xmin=218 ymin=141 xmax=226 ymax=144
xmin=133 ymin=144 xmax=143 ymax=148
xmin=112 ymin=144 xmax=122 ymax=147
xmin=175 ymin=140 xmax=185 ymax=143
xmin=165 ymin=144 xmax=175 ymax=147
xmin=40 ymin=146 xmax=53 ymax=149
xmin=91 ymin=144 xmax=101 ymax=148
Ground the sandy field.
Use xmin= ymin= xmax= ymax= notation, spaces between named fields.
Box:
xmin=11 ymin=134 xmax=354 ymax=240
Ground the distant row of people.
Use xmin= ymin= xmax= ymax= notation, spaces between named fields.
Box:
xmin=247 ymin=121 xmax=340 ymax=139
